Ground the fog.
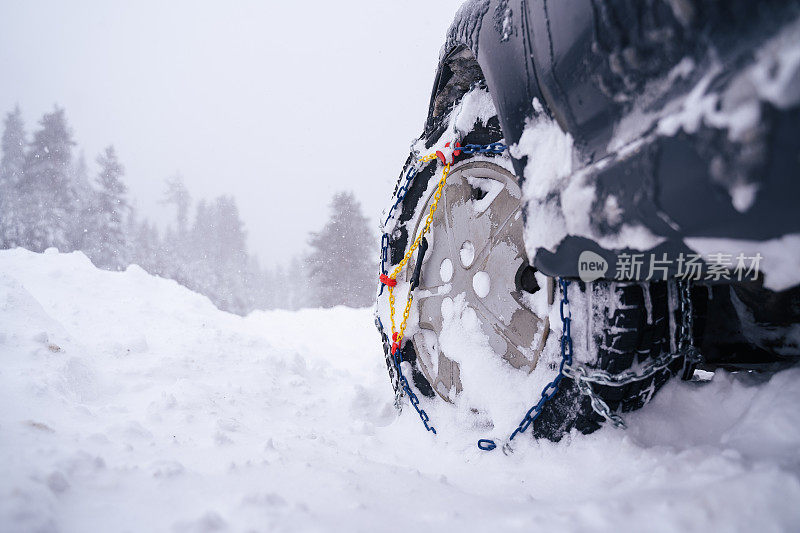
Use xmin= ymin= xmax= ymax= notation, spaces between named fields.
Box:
xmin=0 ymin=0 xmax=465 ymax=266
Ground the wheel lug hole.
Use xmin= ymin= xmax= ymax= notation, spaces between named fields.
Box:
xmin=473 ymin=271 xmax=490 ymax=298
xmin=460 ymin=241 xmax=475 ymax=268
xmin=440 ymin=258 xmax=453 ymax=283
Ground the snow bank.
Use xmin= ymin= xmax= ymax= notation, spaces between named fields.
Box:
xmin=1 ymin=248 xmax=799 ymax=532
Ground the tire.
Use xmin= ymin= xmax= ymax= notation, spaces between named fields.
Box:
xmin=533 ymin=280 xmax=686 ymax=440
xmin=377 ymin=85 xmax=688 ymax=442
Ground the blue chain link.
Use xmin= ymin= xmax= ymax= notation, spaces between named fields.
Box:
xmin=379 ymin=165 xmax=418 ymax=296
xmin=458 ymin=142 xmax=507 ymax=155
xmin=478 ymin=278 xmax=572 ymax=451
xmin=383 ymin=166 xmax=419 ymax=230
xmin=377 ymin=318 xmax=436 ymax=434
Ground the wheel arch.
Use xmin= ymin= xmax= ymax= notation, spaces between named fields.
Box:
xmin=422 ymin=0 xmax=545 ymax=178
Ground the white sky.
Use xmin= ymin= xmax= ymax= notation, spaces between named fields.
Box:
xmin=0 ymin=0 xmax=466 ymax=266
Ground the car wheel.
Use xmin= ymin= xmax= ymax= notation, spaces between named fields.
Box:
xmin=377 ymin=86 xmax=690 ymax=443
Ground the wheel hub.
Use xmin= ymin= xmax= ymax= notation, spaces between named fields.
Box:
xmin=408 ymin=161 xmax=551 ymax=401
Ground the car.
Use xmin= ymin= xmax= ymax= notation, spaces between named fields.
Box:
xmin=376 ymin=0 xmax=800 ymax=449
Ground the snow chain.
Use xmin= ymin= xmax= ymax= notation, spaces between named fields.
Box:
xmin=376 ymin=140 xmax=700 ymax=451
xmin=478 ymin=278 xmax=576 ymax=453
xmin=560 ymin=279 xmax=700 ymax=430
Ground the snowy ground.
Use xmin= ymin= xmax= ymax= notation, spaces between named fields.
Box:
xmin=1 ymin=248 xmax=799 ymax=532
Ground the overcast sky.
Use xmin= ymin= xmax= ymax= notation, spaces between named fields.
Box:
xmin=0 ymin=0 xmax=466 ymax=266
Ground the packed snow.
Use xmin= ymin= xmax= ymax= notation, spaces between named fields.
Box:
xmin=510 ymin=98 xmax=668 ymax=259
xmin=1 ymin=248 xmax=800 ymax=532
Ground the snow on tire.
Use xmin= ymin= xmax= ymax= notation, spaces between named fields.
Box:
xmin=377 ymin=86 xmax=688 ymax=442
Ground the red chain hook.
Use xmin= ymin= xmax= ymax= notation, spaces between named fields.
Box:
xmin=436 ymin=141 xmax=461 ymax=165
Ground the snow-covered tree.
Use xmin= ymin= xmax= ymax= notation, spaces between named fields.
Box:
xmin=182 ymin=195 xmax=252 ymax=314
xmin=269 ymin=264 xmax=290 ymax=310
xmin=84 ymin=146 xmax=129 ymax=270
xmin=0 ymin=105 xmax=286 ymax=316
xmin=160 ymin=175 xmax=192 ymax=282
xmin=71 ymin=152 xmax=96 ymax=251
xmin=207 ymin=196 xmax=250 ymax=314
xmin=129 ymin=217 xmax=162 ymax=275
xmin=19 ymin=107 xmax=77 ymax=252
xmin=306 ymin=191 xmax=376 ymax=308
xmin=183 ymin=199 xmax=214 ymax=293
xmin=285 ymin=256 xmax=311 ymax=310
xmin=0 ymin=106 xmax=26 ymax=248
xmin=163 ymin=174 xmax=190 ymax=238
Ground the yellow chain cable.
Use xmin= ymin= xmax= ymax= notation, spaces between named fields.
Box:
xmin=387 ymin=161 xmax=451 ymax=352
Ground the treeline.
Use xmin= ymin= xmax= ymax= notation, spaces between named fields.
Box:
xmin=0 ymin=106 xmax=376 ymax=314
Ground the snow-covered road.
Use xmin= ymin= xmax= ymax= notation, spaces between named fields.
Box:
xmin=1 ymin=249 xmax=799 ymax=532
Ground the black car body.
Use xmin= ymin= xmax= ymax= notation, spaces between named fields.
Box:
xmin=423 ymin=0 xmax=800 ymax=288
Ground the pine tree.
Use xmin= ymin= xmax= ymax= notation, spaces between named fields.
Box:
xmin=207 ymin=196 xmax=249 ymax=314
xmin=163 ymin=174 xmax=190 ymax=238
xmin=134 ymin=220 xmax=163 ymax=275
xmin=0 ymin=106 xmax=27 ymax=248
xmin=19 ymin=107 xmax=77 ymax=252
xmin=181 ymin=196 xmax=251 ymax=314
xmin=71 ymin=152 xmax=95 ymax=251
xmin=184 ymin=199 xmax=215 ymax=298
xmin=271 ymin=264 xmax=290 ymax=310
xmin=307 ymin=191 xmax=376 ymax=308
xmin=124 ymin=205 xmax=139 ymax=267
xmin=161 ymin=175 xmax=192 ymax=282
xmin=286 ymin=256 xmax=311 ymax=310
xmin=160 ymin=226 xmax=178 ymax=280
xmin=245 ymin=256 xmax=269 ymax=311
xmin=84 ymin=146 xmax=129 ymax=270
